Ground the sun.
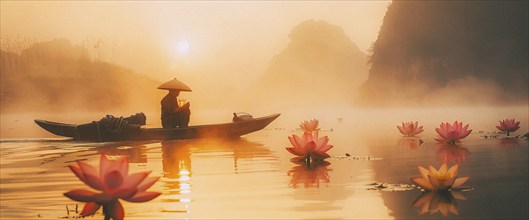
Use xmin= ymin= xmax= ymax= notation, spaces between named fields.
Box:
xmin=176 ymin=40 xmax=190 ymax=54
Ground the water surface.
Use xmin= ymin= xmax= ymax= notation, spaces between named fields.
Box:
xmin=1 ymin=108 xmax=528 ymax=219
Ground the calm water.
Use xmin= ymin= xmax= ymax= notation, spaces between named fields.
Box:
xmin=1 ymin=109 xmax=528 ymax=219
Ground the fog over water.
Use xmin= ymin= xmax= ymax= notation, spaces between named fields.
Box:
xmin=2 ymin=105 xmax=527 ymax=140
xmin=1 ymin=1 xmax=393 ymax=120
xmin=0 ymin=1 xmax=389 ymax=84
xmin=2 ymin=1 xmax=526 ymax=127
xmin=1 ymin=3 xmax=528 ymax=220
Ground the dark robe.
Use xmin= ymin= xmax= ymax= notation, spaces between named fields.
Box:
xmin=161 ymin=94 xmax=190 ymax=128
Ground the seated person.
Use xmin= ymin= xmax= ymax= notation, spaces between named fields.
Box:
xmin=161 ymin=89 xmax=191 ymax=128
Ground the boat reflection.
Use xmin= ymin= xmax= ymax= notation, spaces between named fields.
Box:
xmin=186 ymin=137 xmax=274 ymax=173
xmin=95 ymin=142 xmax=149 ymax=163
xmin=158 ymin=138 xmax=273 ymax=214
xmin=436 ymin=144 xmax=470 ymax=164
xmin=412 ymin=190 xmax=467 ymax=217
xmin=287 ymin=161 xmax=332 ymax=188
xmin=398 ymin=137 xmax=423 ymax=149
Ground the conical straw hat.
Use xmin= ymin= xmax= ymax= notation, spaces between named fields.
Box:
xmin=157 ymin=78 xmax=192 ymax=91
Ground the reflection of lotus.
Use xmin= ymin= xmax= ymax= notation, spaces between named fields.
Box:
xmin=398 ymin=138 xmax=423 ymax=149
xmin=64 ymin=155 xmax=160 ymax=220
xmin=413 ymin=190 xmax=467 ymax=216
xmin=496 ymin=118 xmax=520 ymax=136
xmin=411 ymin=163 xmax=469 ymax=191
xmin=299 ymin=119 xmax=320 ymax=133
xmin=287 ymin=160 xmax=331 ymax=188
xmin=397 ymin=121 xmax=424 ymax=137
xmin=437 ymin=144 xmax=470 ymax=164
xmin=286 ymin=132 xmax=333 ymax=162
xmin=435 ymin=121 xmax=472 ymax=144
xmin=499 ymin=138 xmax=520 ymax=148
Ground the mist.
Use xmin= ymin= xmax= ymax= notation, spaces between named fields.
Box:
xmin=0 ymin=1 xmax=389 ymax=84
xmin=1 ymin=1 xmax=528 ymax=139
xmin=357 ymin=1 xmax=529 ymax=106
xmin=0 ymin=1 xmax=388 ymax=127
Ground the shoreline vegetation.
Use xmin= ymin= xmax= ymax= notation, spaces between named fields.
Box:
xmin=0 ymin=38 xmax=161 ymax=114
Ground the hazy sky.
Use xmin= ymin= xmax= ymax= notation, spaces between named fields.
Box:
xmin=1 ymin=1 xmax=390 ymax=85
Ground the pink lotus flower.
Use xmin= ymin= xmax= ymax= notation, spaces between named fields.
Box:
xmin=286 ymin=132 xmax=333 ymax=162
xmin=299 ymin=119 xmax=320 ymax=133
xmin=435 ymin=121 xmax=472 ymax=144
xmin=397 ymin=121 xmax=424 ymax=137
xmin=64 ymin=155 xmax=161 ymax=220
xmin=411 ymin=163 xmax=469 ymax=191
xmin=496 ymin=118 xmax=520 ymax=136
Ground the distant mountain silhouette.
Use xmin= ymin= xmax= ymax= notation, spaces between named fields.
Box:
xmin=357 ymin=1 xmax=529 ymax=106
xmin=252 ymin=20 xmax=369 ymax=106
xmin=0 ymin=39 xmax=161 ymax=113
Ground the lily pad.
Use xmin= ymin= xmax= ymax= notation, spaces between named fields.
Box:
xmin=366 ymin=182 xmax=415 ymax=192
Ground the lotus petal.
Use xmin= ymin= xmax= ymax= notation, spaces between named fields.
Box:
xmin=418 ymin=166 xmax=430 ymax=180
xmin=452 ymin=176 xmax=470 ymax=189
xmin=68 ymin=165 xmax=86 ymax=183
xmin=440 ymin=176 xmax=457 ymax=190
xmin=100 ymin=155 xmax=112 ymax=178
xmin=305 ymin=141 xmax=317 ymax=153
xmin=439 ymin=163 xmax=448 ymax=173
xmin=64 ymin=189 xmax=97 ymax=202
xmin=126 ymin=191 xmax=162 ymax=202
xmin=314 ymin=136 xmax=329 ymax=148
xmin=137 ymin=176 xmax=160 ymax=192
xmin=286 ymin=147 xmax=304 ymax=156
xmin=292 ymin=135 xmax=306 ymax=149
xmin=122 ymin=172 xmax=150 ymax=189
xmin=411 ymin=177 xmax=435 ymax=191
xmin=310 ymin=152 xmax=330 ymax=160
xmin=397 ymin=125 xmax=407 ymax=135
xmin=107 ymin=200 xmax=125 ymax=220
xmin=104 ymin=170 xmax=124 ymax=190
xmin=114 ymin=188 xmax=137 ymax=199
xmin=447 ymin=164 xmax=459 ymax=177
xmin=428 ymin=165 xmax=440 ymax=177
xmin=92 ymin=193 xmax=114 ymax=204
xmin=80 ymin=202 xmax=101 ymax=217
xmin=84 ymin=173 xmax=104 ymax=191
xmin=78 ymin=161 xmax=98 ymax=180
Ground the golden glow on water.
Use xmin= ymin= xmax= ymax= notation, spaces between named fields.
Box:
xmin=0 ymin=127 xmax=393 ymax=219
xmin=1 ymin=1 xmax=527 ymax=218
xmin=0 ymin=106 xmax=528 ymax=219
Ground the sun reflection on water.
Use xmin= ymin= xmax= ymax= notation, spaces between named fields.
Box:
xmin=160 ymin=141 xmax=193 ymax=214
xmin=0 ymin=113 xmax=527 ymax=219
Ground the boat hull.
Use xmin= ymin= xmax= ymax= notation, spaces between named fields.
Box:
xmin=35 ymin=113 xmax=280 ymax=142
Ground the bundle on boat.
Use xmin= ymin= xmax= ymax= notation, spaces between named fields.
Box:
xmin=74 ymin=113 xmax=147 ymax=141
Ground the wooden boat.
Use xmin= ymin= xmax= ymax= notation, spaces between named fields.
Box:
xmin=35 ymin=113 xmax=280 ymax=142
